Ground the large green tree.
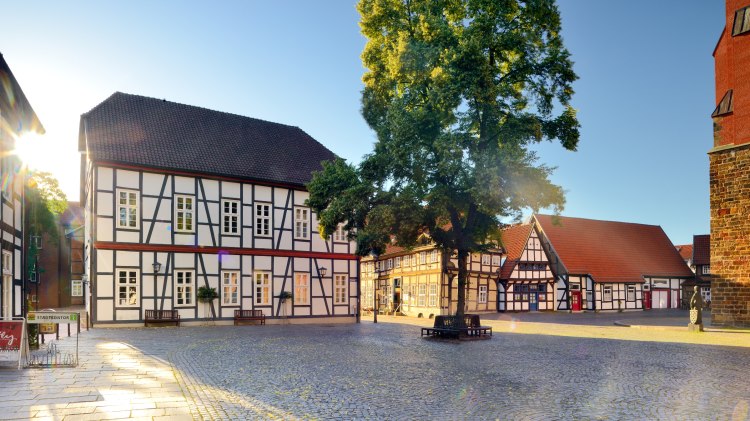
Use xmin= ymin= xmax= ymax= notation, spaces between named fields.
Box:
xmin=308 ymin=0 xmax=579 ymax=323
xmin=26 ymin=171 xmax=67 ymax=285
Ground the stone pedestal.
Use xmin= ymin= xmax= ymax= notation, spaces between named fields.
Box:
xmin=688 ymin=323 xmax=704 ymax=332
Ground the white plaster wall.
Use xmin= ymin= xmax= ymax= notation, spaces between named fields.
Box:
xmin=116 ymin=170 xmax=140 ymax=189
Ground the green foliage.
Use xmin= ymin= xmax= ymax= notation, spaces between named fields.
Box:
xmin=308 ymin=0 xmax=579 ymax=318
xmin=277 ymin=290 xmax=294 ymax=302
xmin=26 ymin=172 xmax=68 ymax=279
xmin=197 ymin=286 xmax=219 ymax=302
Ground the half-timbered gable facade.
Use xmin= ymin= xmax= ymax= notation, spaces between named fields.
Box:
xmin=0 ymin=53 xmax=44 ymax=320
xmin=360 ymin=243 xmax=503 ymax=317
xmin=499 ymin=224 xmax=557 ymax=312
xmin=535 ymin=214 xmax=694 ymax=312
xmin=80 ymin=92 xmax=358 ymax=325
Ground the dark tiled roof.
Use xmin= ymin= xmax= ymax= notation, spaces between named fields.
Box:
xmin=535 ymin=214 xmax=694 ymax=283
xmin=0 ymin=53 xmax=44 ymax=134
xmin=499 ymin=224 xmax=533 ymax=279
xmin=79 ymin=92 xmax=336 ymax=187
xmin=693 ymin=235 xmax=710 ymax=265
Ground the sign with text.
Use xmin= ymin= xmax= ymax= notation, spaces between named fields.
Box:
xmin=0 ymin=321 xmax=23 ymax=351
xmin=27 ymin=312 xmax=79 ymax=324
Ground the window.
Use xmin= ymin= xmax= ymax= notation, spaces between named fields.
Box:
xmin=430 ymin=250 xmax=438 ymax=263
xmin=2 ymin=251 xmax=11 ymax=272
xmin=117 ymin=269 xmax=139 ymax=307
xmin=702 ymin=265 xmax=711 ymax=275
xmin=334 ymin=275 xmax=347 ymax=304
xmin=31 ymin=236 xmax=43 ymax=250
xmin=418 ymin=284 xmax=426 ymax=306
xmin=222 ymin=200 xmax=239 ymax=235
xmin=412 ymin=254 xmax=417 ymax=267
xmin=1 ymin=158 xmax=12 ymax=199
xmin=175 ymin=195 xmax=194 ymax=232
xmin=294 ymin=208 xmax=309 ymax=239
xmin=603 ymin=285 xmax=612 ymax=302
xmin=626 ymin=285 xmax=636 ymax=302
xmin=387 ymin=259 xmax=393 ymax=270
xmin=478 ymin=285 xmax=488 ymax=304
xmin=333 ymin=224 xmax=347 ymax=242
xmin=428 ymin=284 xmax=437 ymax=307
xmin=402 ymin=255 xmax=409 ymax=267
xmin=712 ymin=90 xmax=733 ymax=117
xmin=481 ymin=255 xmax=490 ymax=265
xmin=733 ymin=6 xmax=750 ymax=36
xmin=365 ymin=286 xmax=373 ymax=308
xmin=117 ymin=189 xmax=139 ymax=229
xmin=255 ymin=272 xmax=270 ymax=305
xmin=222 ymin=271 xmax=239 ymax=305
xmin=420 ymin=252 xmax=426 ymax=264
xmin=294 ymin=273 xmax=309 ymax=305
xmin=255 ymin=204 xmax=271 ymax=237
xmin=395 ymin=257 xmax=401 ymax=268
xmin=491 ymin=255 xmax=501 ymax=266
xmin=175 ymin=270 xmax=194 ymax=306
xmin=71 ymin=280 xmax=83 ymax=297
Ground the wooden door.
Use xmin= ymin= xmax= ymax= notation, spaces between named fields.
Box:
xmin=571 ymin=291 xmax=581 ymax=311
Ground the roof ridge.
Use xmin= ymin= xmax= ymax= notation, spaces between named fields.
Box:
xmin=98 ymin=91 xmax=304 ymax=130
xmin=535 ymin=213 xmax=663 ymax=229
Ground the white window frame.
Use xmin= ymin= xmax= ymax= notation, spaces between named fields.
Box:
xmin=491 ymin=255 xmax=501 ymax=266
xmin=71 ymin=280 xmax=83 ymax=297
xmin=255 ymin=203 xmax=271 ymax=237
xmin=334 ymin=274 xmax=347 ymax=304
xmin=117 ymin=269 xmax=139 ymax=307
xmin=117 ymin=189 xmax=139 ymax=229
xmin=420 ymin=252 xmax=426 ymax=264
xmin=430 ymin=250 xmax=438 ymax=263
xmin=222 ymin=200 xmax=240 ymax=235
xmin=255 ymin=271 xmax=270 ymax=305
xmin=174 ymin=195 xmax=195 ymax=232
xmin=294 ymin=273 xmax=309 ymax=305
xmin=626 ymin=285 xmax=636 ymax=302
xmin=222 ymin=271 xmax=239 ymax=305
xmin=395 ymin=257 xmax=401 ymax=268
xmin=333 ymin=224 xmax=347 ymax=242
xmin=418 ymin=284 xmax=426 ymax=306
xmin=294 ymin=207 xmax=309 ymax=239
xmin=702 ymin=265 xmax=710 ymax=275
xmin=387 ymin=259 xmax=393 ymax=270
xmin=481 ymin=255 xmax=491 ymax=265
xmin=2 ymin=251 xmax=11 ymax=274
xmin=478 ymin=285 xmax=488 ymax=304
xmin=174 ymin=270 xmax=195 ymax=307
xmin=428 ymin=284 xmax=438 ymax=307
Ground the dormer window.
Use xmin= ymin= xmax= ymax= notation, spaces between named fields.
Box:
xmin=712 ymin=90 xmax=733 ymax=117
xmin=733 ymin=6 xmax=750 ymax=36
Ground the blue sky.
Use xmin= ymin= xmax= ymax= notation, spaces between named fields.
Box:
xmin=1 ymin=1 xmax=724 ymax=245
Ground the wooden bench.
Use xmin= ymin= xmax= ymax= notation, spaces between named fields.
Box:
xmin=234 ymin=309 xmax=266 ymax=325
xmin=144 ymin=309 xmax=180 ymax=327
xmin=421 ymin=314 xmax=492 ymax=338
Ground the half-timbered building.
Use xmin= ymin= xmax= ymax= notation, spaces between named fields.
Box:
xmin=498 ymin=224 xmax=557 ymax=312
xmin=0 ymin=53 xmax=44 ymax=320
xmin=79 ymin=92 xmax=358 ymax=325
xmin=534 ymin=214 xmax=694 ymax=312
xmin=360 ymin=243 xmax=503 ymax=318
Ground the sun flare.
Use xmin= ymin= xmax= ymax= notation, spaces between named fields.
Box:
xmin=13 ymin=132 xmax=46 ymax=171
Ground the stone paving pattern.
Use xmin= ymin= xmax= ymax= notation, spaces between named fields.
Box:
xmin=2 ymin=310 xmax=750 ymax=420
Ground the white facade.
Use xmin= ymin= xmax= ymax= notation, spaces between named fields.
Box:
xmin=85 ymin=164 xmax=359 ymax=325
xmin=0 ymin=117 xmax=25 ymax=320
xmin=502 ymin=229 xmax=555 ymax=312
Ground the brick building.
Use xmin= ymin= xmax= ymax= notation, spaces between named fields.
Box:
xmin=709 ymin=0 xmax=750 ymax=326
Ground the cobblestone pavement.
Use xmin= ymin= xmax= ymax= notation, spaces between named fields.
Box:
xmin=2 ymin=315 xmax=750 ymax=420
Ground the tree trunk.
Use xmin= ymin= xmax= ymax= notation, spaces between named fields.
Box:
xmin=455 ymin=249 xmax=468 ymax=328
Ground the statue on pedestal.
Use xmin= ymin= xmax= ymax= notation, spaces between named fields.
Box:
xmin=688 ymin=285 xmax=704 ymax=332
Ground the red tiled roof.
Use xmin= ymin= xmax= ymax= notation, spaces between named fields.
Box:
xmin=693 ymin=235 xmax=710 ymax=266
xmin=535 ymin=214 xmax=694 ymax=283
xmin=499 ymin=224 xmax=533 ymax=279
xmin=675 ymin=244 xmax=693 ymax=262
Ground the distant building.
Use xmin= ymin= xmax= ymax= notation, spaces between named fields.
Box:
xmin=675 ymin=244 xmax=694 ymax=271
xmin=709 ymin=0 xmax=750 ymax=326
xmin=360 ymin=242 xmax=503 ymax=317
xmin=35 ymin=202 xmax=84 ymax=309
xmin=79 ymin=93 xmax=358 ymax=325
xmin=0 ymin=53 xmax=44 ymax=319
xmin=499 ymin=215 xmax=694 ymax=312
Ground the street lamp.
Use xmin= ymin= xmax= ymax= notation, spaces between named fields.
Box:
xmin=445 ymin=260 xmax=456 ymax=315
xmin=152 ymin=261 xmax=162 ymax=273
xmin=319 ymin=267 xmax=327 ymax=278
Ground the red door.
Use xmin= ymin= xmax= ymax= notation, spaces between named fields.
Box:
xmin=643 ymin=291 xmax=651 ymax=309
xmin=571 ymin=291 xmax=581 ymax=311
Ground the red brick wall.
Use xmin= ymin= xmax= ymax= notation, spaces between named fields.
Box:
xmin=710 ymin=1 xmax=750 ymax=326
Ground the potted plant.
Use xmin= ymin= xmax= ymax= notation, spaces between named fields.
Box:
xmin=277 ymin=291 xmax=293 ymax=321
xmin=197 ymin=286 xmax=219 ymax=322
